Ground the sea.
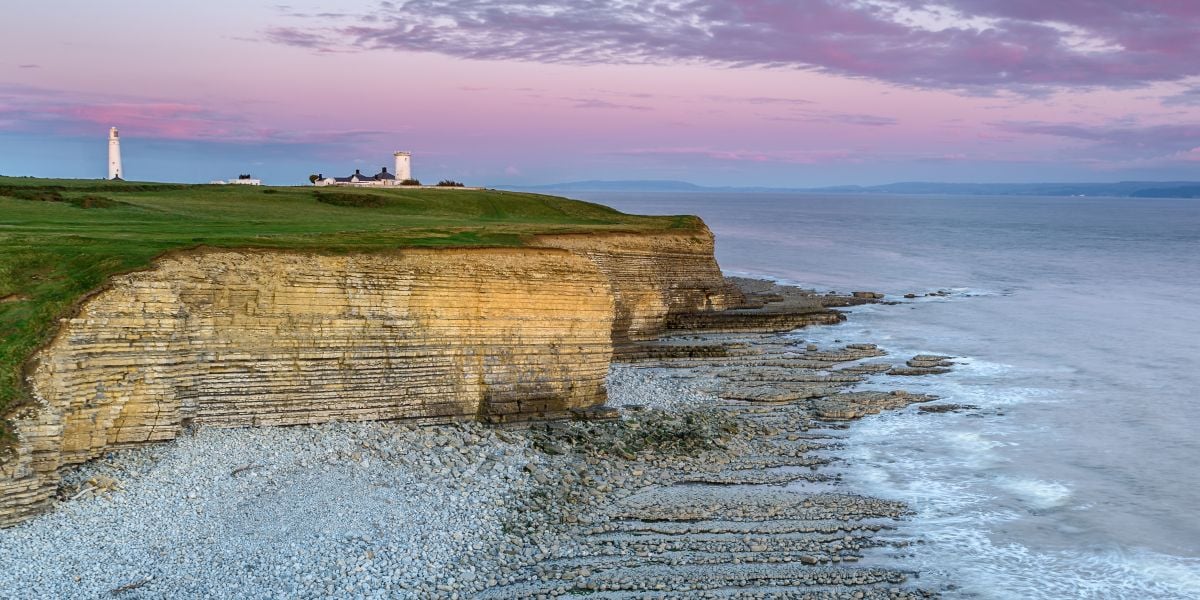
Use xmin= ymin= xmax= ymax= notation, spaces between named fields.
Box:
xmin=564 ymin=191 xmax=1200 ymax=599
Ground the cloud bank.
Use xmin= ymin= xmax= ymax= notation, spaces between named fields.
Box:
xmin=266 ymin=0 xmax=1200 ymax=91
xmin=0 ymin=84 xmax=394 ymax=148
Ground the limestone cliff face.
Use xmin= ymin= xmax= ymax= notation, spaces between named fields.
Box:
xmin=531 ymin=226 xmax=744 ymax=343
xmin=1 ymin=248 xmax=615 ymax=525
xmin=0 ymin=224 xmax=741 ymax=526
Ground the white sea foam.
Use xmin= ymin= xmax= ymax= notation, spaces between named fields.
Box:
xmin=945 ymin=431 xmax=1005 ymax=453
xmin=912 ymin=524 xmax=1200 ymax=599
xmin=928 ymin=380 xmax=1052 ymax=408
xmin=843 ymin=418 xmax=997 ymax=510
xmin=998 ymin=477 xmax=1072 ymax=510
xmin=592 ymin=192 xmax=1200 ymax=598
xmin=913 ymin=288 xmax=1004 ymax=300
xmin=948 ymin=356 xmax=1012 ymax=376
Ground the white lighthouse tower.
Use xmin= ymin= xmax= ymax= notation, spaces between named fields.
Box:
xmin=393 ymin=151 xmax=411 ymax=182
xmin=107 ymin=127 xmax=123 ymax=180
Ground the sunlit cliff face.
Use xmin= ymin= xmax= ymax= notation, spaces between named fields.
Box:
xmin=2 ymin=0 xmax=1198 ymax=185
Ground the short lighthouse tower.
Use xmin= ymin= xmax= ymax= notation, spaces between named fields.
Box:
xmin=107 ymin=127 xmax=123 ymax=180
xmin=393 ymin=151 xmax=411 ymax=182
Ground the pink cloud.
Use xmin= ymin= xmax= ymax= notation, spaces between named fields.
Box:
xmin=562 ymin=97 xmax=652 ymax=111
xmin=992 ymin=118 xmax=1200 ymax=169
xmin=46 ymin=103 xmax=259 ymax=140
xmin=1164 ymin=86 xmax=1200 ymax=107
xmin=618 ymin=146 xmax=861 ymax=165
xmin=265 ymin=0 xmax=1200 ymax=91
xmin=763 ymin=111 xmax=897 ymax=127
xmin=997 ymin=120 xmax=1200 ymax=152
xmin=1177 ymin=147 xmax=1200 ymax=162
xmin=0 ymin=85 xmax=398 ymax=147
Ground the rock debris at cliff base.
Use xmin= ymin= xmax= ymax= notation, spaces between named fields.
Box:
xmin=0 ymin=352 xmax=954 ymax=597
xmin=0 ymin=279 xmax=960 ymax=598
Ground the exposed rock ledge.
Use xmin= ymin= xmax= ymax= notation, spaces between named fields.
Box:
xmin=530 ymin=229 xmax=745 ymax=343
xmin=1 ymin=227 xmax=749 ymax=526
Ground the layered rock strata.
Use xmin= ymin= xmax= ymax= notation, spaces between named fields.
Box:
xmin=0 ymin=276 xmax=960 ymax=596
xmin=0 ymin=233 xmax=856 ymax=529
xmin=531 ymin=228 xmax=745 ymax=342
xmin=1 ymin=247 xmax=621 ymax=526
xmin=663 ymin=277 xmax=886 ymax=334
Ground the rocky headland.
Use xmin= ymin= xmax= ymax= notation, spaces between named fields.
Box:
xmin=0 ymin=228 xmax=737 ymax=526
xmin=0 ymin=202 xmax=973 ymax=598
xmin=0 ymin=273 xmax=964 ymax=598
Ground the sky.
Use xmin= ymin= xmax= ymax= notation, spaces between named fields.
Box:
xmin=1 ymin=0 xmax=1198 ymax=187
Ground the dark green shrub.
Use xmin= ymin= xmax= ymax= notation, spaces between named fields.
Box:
xmin=0 ymin=186 xmax=120 ymax=208
xmin=66 ymin=195 xmax=118 ymax=209
xmin=0 ymin=186 xmax=65 ymax=203
xmin=313 ymin=190 xmax=386 ymax=208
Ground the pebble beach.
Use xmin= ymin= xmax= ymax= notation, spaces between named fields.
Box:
xmin=0 ymin=281 xmax=954 ymax=599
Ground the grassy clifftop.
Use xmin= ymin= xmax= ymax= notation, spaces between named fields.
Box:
xmin=0 ymin=177 xmax=699 ymax=433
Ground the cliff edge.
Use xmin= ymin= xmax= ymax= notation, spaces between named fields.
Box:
xmin=0 ymin=226 xmax=740 ymax=526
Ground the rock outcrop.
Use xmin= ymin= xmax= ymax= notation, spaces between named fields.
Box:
xmin=2 ymin=247 xmax=618 ymax=525
xmin=0 ymin=225 xmax=831 ymax=527
xmin=531 ymin=227 xmax=744 ymax=343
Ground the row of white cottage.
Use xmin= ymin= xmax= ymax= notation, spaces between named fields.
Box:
xmin=314 ymin=151 xmax=413 ymax=187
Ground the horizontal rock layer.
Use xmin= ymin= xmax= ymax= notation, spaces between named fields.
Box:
xmin=531 ymin=227 xmax=744 ymax=343
xmin=1 ymin=226 xmax=749 ymax=527
xmin=2 ymin=247 xmax=626 ymax=526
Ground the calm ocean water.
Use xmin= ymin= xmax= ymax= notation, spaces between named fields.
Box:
xmin=566 ymin=191 xmax=1200 ymax=599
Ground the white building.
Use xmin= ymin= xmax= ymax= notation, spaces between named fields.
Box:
xmin=393 ymin=151 xmax=411 ymax=181
xmin=229 ymin=174 xmax=262 ymax=185
xmin=210 ymin=174 xmax=262 ymax=185
xmin=315 ymin=151 xmax=415 ymax=187
xmin=107 ymin=127 xmax=123 ymax=180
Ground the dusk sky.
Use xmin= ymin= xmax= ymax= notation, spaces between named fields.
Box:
xmin=2 ymin=0 xmax=1199 ymax=186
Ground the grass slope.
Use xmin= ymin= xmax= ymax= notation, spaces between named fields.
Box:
xmin=0 ymin=177 xmax=697 ymax=442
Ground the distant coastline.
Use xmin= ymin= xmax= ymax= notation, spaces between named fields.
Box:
xmin=505 ymin=179 xmax=1200 ymax=199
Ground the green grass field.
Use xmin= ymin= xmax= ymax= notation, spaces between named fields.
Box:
xmin=0 ymin=177 xmax=697 ymax=442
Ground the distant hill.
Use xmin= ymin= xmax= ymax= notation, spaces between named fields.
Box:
xmin=514 ymin=180 xmax=709 ymax=192
xmin=812 ymin=181 xmax=1200 ymax=198
xmin=1128 ymin=185 xmax=1200 ymax=199
xmin=506 ymin=180 xmax=1200 ymax=198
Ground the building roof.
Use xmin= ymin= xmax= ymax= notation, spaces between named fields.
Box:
xmin=326 ymin=167 xmax=395 ymax=183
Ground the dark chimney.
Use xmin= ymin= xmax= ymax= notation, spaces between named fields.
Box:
xmin=355 ymin=169 xmax=361 ymax=175
xmin=382 ymin=167 xmax=389 ymax=173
